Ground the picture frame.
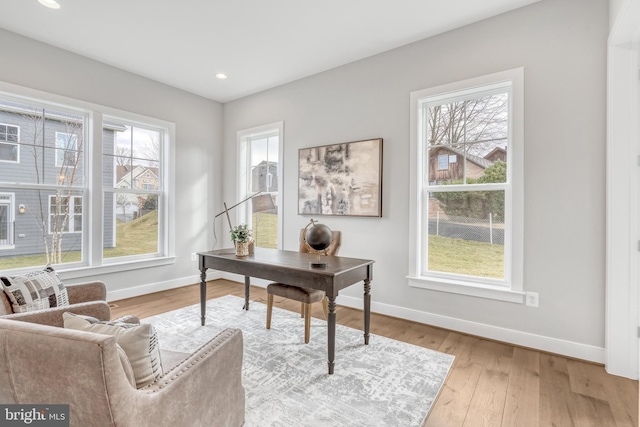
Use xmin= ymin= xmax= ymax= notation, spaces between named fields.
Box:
xmin=298 ymin=138 xmax=383 ymax=217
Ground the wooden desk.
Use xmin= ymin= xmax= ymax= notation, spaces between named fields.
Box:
xmin=198 ymin=248 xmax=374 ymax=374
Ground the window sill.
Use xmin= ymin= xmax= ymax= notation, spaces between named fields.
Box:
xmin=407 ymin=275 xmax=524 ymax=303
xmin=58 ymin=256 xmax=176 ymax=281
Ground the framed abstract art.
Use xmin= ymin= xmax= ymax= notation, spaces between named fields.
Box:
xmin=298 ymin=138 xmax=383 ymax=217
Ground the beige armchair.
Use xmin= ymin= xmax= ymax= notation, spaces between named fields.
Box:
xmin=0 ymin=280 xmax=111 ymax=327
xmin=0 ymin=318 xmax=245 ymax=427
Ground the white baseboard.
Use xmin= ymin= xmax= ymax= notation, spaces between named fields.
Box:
xmin=337 ymin=294 xmax=605 ymax=364
xmin=106 ymin=271 xmax=222 ymax=302
xmin=108 ymin=275 xmax=604 ymax=365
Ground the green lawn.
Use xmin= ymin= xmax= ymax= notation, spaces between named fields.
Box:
xmin=428 ymin=234 xmax=504 ymax=278
xmin=2 ymin=213 xmax=502 ymax=280
xmin=252 ymin=212 xmax=278 ymax=249
xmin=104 ymin=211 xmax=158 ymax=258
xmin=0 ymin=211 xmax=159 ymax=270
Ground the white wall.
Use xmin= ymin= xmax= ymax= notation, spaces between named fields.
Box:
xmin=0 ymin=0 xmax=612 ymax=366
xmin=222 ymin=0 xmax=609 ymax=362
xmin=0 ymin=28 xmax=223 ymax=299
xmin=610 ymin=0 xmax=627 ymax=28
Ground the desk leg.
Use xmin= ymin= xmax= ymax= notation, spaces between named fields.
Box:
xmin=200 ymin=268 xmax=207 ymax=326
xmin=243 ymin=275 xmax=250 ymax=310
xmin=327 ymin=296 xmax=337 ymax=375
xmin=364 ymin=279 xmax=371 ymax=345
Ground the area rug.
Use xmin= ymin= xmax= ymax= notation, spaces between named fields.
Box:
xmin=143 ymin=295 xmax=454 ymax=426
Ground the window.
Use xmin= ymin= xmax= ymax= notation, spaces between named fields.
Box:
xmin=0 ymin=86 xmax=173 ymax=273
xmin=55 ymin=132 xmax=78 ymax=167
xmin=103 ymin=121 xmax=165 ymax=260
xmin=437 ymin=154 xmax=449 ymax=170
xmin=0 ymin=193 xmax=14 ymax=248
xmin=48 ymin=194 xmax=82 ymax=233
xmin=409 ymin=68 xmax=524 ymax=302
xmin=0 ymin=124 xmax=18 ymax=162
xmin=237 ymin=122 xmax=283 ymax=249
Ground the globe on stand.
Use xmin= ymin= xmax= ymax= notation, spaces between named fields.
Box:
xmin=303 ymin=218 xmax=333 ymax=268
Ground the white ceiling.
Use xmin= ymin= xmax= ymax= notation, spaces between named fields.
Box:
xmin=2 ymin=0 xmax=540 ymax=103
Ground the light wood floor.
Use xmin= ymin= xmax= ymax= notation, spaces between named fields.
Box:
xmin=111 ymin=279 xmax=638 ymax=427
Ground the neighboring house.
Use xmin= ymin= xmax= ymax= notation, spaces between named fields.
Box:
xmin=484 ymin=147 xmax=507 ymax=163
xmin=251 ymin=160 xmax=278 ymax=193
xmin=428 ymin=145 xmax=502 ymax=184
xmin=427 ymin=145 xmax=507 ymax=244
xmin=115 ymin=165 xmax=159 ymax=220
xmin=0 ymin=104 xmax=119 ymax=258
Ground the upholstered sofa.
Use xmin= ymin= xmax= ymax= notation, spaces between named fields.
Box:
xmin=0 ymin=317 xmax=246 ymax=427
xmin=0 ymin=274 xmax=245 ymax=426
xmin=0 ymin=280 xmax=110 ymax=327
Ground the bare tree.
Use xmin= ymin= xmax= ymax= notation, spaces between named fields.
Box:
xmin=427 ymin=93 xmax=508 ymax=157
xmin=19 ymin=107 xmax=83 ymax=264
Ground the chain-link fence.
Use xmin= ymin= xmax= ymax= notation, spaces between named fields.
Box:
xmin=428 ymin=212 xmax=504 ymax=245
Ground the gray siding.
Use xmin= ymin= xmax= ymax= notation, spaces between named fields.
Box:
xmin=0 ymin=108 xmax=116 ymax=258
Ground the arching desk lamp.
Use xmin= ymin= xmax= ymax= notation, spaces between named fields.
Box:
xmin=215 ymin=192 xmax=275 ymax=247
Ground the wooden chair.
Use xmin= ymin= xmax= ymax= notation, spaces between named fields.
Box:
xmin=266 ymin=229 xmax=341 ymax=343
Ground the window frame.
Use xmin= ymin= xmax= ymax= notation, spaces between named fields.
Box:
xmin=0 ymin=81 xmax=175 ymax=276
xmin=0 ymin=123 xmax=19 ymax=163
xmin=0 ymin=193 xmax=14 ymax=249
xmin=48 ymin=194 xmax=82 ymax=234
xmin=54 ymin=131 xmax=78 ymax=167
xmin=437 ymin=154 xmax=449 ymax=170
xmin=102 ymin=117 xmax=169 ymax=264
xmin=237 ymin=121 xmax=284 ymax=249
xmin=408 ymin=68 xmax=525 ymax=303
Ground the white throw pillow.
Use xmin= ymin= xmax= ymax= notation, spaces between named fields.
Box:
xmin=63 ymin=312 xmax=163 ymax=388
xmin=0 ymin=266 xmax=69 ymax=313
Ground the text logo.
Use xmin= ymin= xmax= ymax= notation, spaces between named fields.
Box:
xmin=0 ymin=405 xmax=69 ymax=426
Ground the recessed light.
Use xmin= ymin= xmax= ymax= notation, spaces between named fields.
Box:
xmin=37 ymin=0 xmax=61 ymax=9
xmin=215 ymin=73 xmax=228 ymax=80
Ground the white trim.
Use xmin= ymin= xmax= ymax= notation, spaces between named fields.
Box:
xmin=60 ymin=256 xmax=177 ymax=281
xmin=103 ymin=269 xmax=221 ymax=303
xmin=54 ymin=131 xmax=78 ymax=167
xmin=409 ymin=67 xmax=524 ymax=297
xmin=194 ymin=275 xmax=598 ymax=363
xmin=337 ymin=294 xmax=604 ymax=364
xmin=605 ymin=0 xmax=640 ymax=380
xmin=47 ymin=194 xmax=82 ymax=234
xmin=0 ymin=192 xmax=14 ymax=248
xmin=0 ymin=80 xmax=176 ymax=274
xmin=0 ymin=123 xmax=20 ymax=163
xmin=236 ymin=121 xmax=284 ymax=249
xmin=408 ymin=276 xmax=524 ymax=303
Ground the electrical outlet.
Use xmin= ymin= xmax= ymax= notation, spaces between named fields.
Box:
xmin=191 ymin=252 xmax=197 ymax=262
xmin=525 ymin=291 xmax=539 ymax=307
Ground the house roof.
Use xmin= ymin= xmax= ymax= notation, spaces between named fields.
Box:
xmin=430 ymin=145 xmax=494 ymax=169
xmin=116 ymin=165 xmax=159 ymax=183
xmin=484 ymin=147 xmax=506 ymax=159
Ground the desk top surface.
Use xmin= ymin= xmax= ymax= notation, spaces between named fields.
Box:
xmin=199 ymin=247 xmax=374 ymax=276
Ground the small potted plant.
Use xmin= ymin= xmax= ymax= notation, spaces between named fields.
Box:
xmin=230 ymin=224 xmax=252 ymax=257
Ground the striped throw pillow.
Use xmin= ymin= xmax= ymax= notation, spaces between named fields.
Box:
xmin=63 ymin=312 xmax=164 ymax=389
xmin=0 ymin=266 xmax=70 ymax=313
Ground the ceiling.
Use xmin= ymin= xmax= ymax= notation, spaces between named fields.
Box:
xmin=2 ymin=0 xmax=540 ymax=103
